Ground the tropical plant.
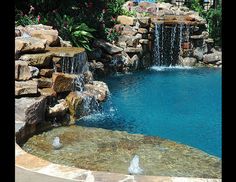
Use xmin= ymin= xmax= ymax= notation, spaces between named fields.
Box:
xmin=107 ymin=0 xmax=126 ymax=17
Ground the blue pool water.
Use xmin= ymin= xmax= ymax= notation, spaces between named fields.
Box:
xmin=77 ymin=67 xmax=222 ymax=158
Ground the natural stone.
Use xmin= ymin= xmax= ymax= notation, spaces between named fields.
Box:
xmin=203 ymin=52 xmax=222 ymax=64
xmin=140 ymin=53 xmax=151 ymax=68
xmin=87 ymin=48 xmax=102 ymax=60
xmin=84 ymin=81 xmax=109 ymax=102
xmin=121 ymin=26 xmax=137 ymax=36
xmin=52 ymin=73 xmax=76 ymax=93
xmin=65 ymin=92 xmax=84 ymax=122
xmin=193 ymin=47 xmax=204 ymax=61
xmin=15 ymin=37 xmax=47 ymax=54
xmin=138 ymin=17 xmax=151 ymax=28
xmin=28 ymin=29 xmax=59 ymax=46
xmin=181 ymin=57 xmax=197 ymax=66
xmin=138 ymin=28 xmax=148 ymax=34
xmin=124 ymin=54 xmax=139 ymax=71
xmin=37 ymin=77 xmax=52 ymax=88
xmin=124 ymin=47 xmax=143 ymax=53
xmin=15 ymin=80 xmax=38 ymax=96
xmin=19 ymin=52 xmax=53 ymax=68
xmin=15 ymin=96 xmax=47 ymax=124
xmin=83 ymin=71 xmax=94 ymax=84
xmin=29 ymin=66 xmax=39 ymax=78
xmin=39 ymin=69 xmax=54 ymax=78
xmin=58 ymin=36 xmax=72 ymax=47
xmin=15 ymin=61 xmax=32 ymax=81
xmin=94 ymin=40 xmax=123 ymax=55
xmin=117 ymin=15 xmax=137 ymax=26
xmin=48 ymin=99 xmax=68 ymax=117
xmin=38 ymin=88 xmax=57 ymax=97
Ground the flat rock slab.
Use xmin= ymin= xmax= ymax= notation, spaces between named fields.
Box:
xmin=15 ymin=80 xmax=38 ymax=96
xmin=94 ymin=40 xmax=123 ymax=55
xmin=46 ymin=47 xmax=85 ymax=58
xmin=15 ymin=96 xmax=47 ymax=124
xmin=20 ymin=52 xmax=53 ymax=68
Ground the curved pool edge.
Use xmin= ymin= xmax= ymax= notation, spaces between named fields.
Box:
xmin=15 ymin=121 xmax=222 ymax=182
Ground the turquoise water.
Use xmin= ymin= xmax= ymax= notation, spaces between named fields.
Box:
xmin=77 ymin=67 xmax=222 ymax=158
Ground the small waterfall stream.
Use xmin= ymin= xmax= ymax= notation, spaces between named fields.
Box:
xmin=153 ymin=23 xmax=185 ymax=66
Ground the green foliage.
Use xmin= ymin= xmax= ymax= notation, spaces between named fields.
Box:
xmin=186 ymin=0 xmax=222 ymax=46
xmin=107 ymin=0 xmax=126 ymax=17
xmin=122 ymin=9 xmax=137 ymax=17
xmin=15 ymin=8 xmax=38 ymax=26
xmin=105 ymin=27 xmax=120 ymax=42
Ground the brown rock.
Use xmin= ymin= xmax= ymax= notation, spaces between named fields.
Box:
xmin=138 ymin=17 xmax=151 ymax=28
xmin=52 ymin=73 xmax=76 ymax=93
xmin=29 ymin=29 xmax=59 ymax=46
xmin=117 ymin=15 xmax=137 ymax=26
xmin=15 ymin=96 xmax=47 ymax=124
xmin=94 ymin=40 xmax=123 ymax=55
xmin=84 ymin=81 xmax=109 ymax=102
xmin=15 ymin=80 xmax=38 ymax=96
xmin=15 ymin=37 xmax=47 ymax=54
xmin=138 ymin=28 xmax=148 ymax=34
xmin=48 ymin=99 xmax=68 ymax=117
xmin=38 ymin=88 xmax=57 ymax=97
xmin=15 ymin=61 xmax=32 ymax=81
xmin=65 ymin=92 xmax=84 ymax=122
xmin=39 ymin=69 xmax=54 ymax=77
xmin=19 ymin=52 xmax=53 ymax=68
xmin=124 ymin=46 xmax=143 ymax=53
xmin=37 ymin=77 xmax=52 ymax=88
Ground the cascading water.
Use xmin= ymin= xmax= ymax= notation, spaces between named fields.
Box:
xmin=153 ymin=23 xmax=161 ymax=66
xmin=61 ymin=52 xmax=89 ymax=74
xmin=153 ymin=23 xmax=184 ymax=67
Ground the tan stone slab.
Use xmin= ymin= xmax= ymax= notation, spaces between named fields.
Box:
xmin=16 ymin=153 xmax=50 ymax=170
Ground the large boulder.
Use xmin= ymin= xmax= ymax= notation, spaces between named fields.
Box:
xmin=181 ymin=57 xmax=197 ymax=67
xmin=19 ymin=52 xmax=53 ymax=68
xmin=117 ymin=15 xmax=137 ymax=26
xmin=65 ymin=91 xmax=84 ymax=122
xmin=84 ymin=81 xmax=109 ymax=102
xmin=203 ymin=51 xmax=222 ymax=64
xmin=15 ymin=80 xmax=38 ymax=96
xmin=193 ymin=47 xmax=204 ymax=61
xmin=52 ymin=73 xmax=76 ymax=93
xmin=15 ymin=61 xmax=32 ymax=81
xmin=15 ymin=96 xmax=47 ymax=124
xmin=24 ymin=24 xmax=60 ymax=46
xmin=94 ymin=40 xmax=123 ymax=55
xmin=15 ymin=37 xmax=47 ymax=54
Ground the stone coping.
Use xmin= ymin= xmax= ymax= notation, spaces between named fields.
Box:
xmin=15 ymin=123 xmax=221 ymax=182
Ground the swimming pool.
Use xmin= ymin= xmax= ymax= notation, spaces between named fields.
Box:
xmin=78 ymin=67 xmax=222 ymax=157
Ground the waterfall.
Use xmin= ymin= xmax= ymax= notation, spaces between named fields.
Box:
xmin=170 ymin=25 xmax=177 ymax=65
xmin=153 ymin=23 xmax=161 ymax=66
xmin=153 ymin=23 xmax=184 ymax=66
xmin=128 ymin=155 xmax=143 ymax=175
xmin=81 ymin=94 xmax=101 ymax=116
xmin=73 ymin=74 xmax=85 ymax=92
xmin=61 ymin=52 xmax=89 ymax=74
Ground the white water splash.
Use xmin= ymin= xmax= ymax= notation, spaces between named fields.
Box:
xmin=52 ymin=137 xmax=63 ymax=150
xmin=150 ymin=65 xmax=193 ymax=71
xmin=128 ymin=155 xmax=143 ymax=175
